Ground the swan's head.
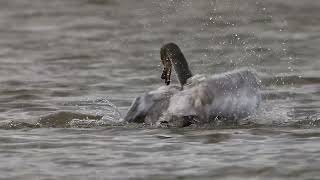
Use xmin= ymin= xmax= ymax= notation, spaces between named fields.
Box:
xmin=160 ymin=43 xmax=192 ymax=87
xmin=160 ymin=43 xmax=180 ymax=85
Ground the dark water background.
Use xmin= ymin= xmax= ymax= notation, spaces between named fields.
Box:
xmin=0 ymin=0 xmax=319 ymax=179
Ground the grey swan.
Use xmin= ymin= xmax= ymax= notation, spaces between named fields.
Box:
xmin=124 ymin=43 xmax=261 ymax=127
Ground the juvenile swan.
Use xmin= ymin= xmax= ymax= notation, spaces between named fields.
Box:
xmin=124 ymin=43 xmax=261 ymax=127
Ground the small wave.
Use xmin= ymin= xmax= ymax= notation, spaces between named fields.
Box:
xmin=37 ymin=98 xmax=123 ymax=128
xmin=38 ymin=111 xmax=104 ymax=128
xmin=0 ymin=120 xmax=40 ymax=130
xmin=0 ymin=98 xmax=124 ymax=129
xmin=262 ymin=75 xmax=320 ymax=86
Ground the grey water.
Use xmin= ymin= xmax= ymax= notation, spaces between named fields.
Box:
xmin=0 ymin=0 xmax=319 ymax=179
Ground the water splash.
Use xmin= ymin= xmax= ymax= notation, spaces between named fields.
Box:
xmin=74 ymin=98 xmax=121 ymax=122
xmin=68 ymin=98 xmax=123 ymax=127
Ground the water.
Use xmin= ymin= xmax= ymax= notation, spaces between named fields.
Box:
xmin=0 ymin=0 xmax=319 ymax=179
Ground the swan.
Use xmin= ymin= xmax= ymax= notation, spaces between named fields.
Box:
xmin=124 ymin=43 xmax=261 ymax=127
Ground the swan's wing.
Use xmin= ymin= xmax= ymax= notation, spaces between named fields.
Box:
xmin=204 ymin=69 xmax=262 ymax=119
xmin=167 ymin=69 xmax=261 ymax=121
xmin=124 ymin=94 xmax=151 ymax=123
xmin=124 ymin=86 xmax=179 ymax=124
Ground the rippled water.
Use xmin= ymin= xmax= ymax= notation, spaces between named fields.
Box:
xmin=0 ymin=0 xmax=319 ymax=179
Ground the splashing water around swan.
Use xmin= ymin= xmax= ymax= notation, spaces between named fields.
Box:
xmin=37 ymin=98 xmax=122 ymax=128
xmin=124 ymin=43 xmax=262 ymax=127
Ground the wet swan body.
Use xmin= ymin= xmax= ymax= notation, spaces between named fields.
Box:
xmin=124 ymin=43 xmax=261 ymax=127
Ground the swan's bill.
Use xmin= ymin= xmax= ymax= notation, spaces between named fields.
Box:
xmin=160 ymin=58 xmax=172 ymax=86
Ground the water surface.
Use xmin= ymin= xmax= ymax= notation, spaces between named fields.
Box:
xmin=0 ymin=0 xmax=319 ymax=179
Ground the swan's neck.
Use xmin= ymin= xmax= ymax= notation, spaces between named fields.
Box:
xmin=169 ymin=52 xmax=193 ymax=87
